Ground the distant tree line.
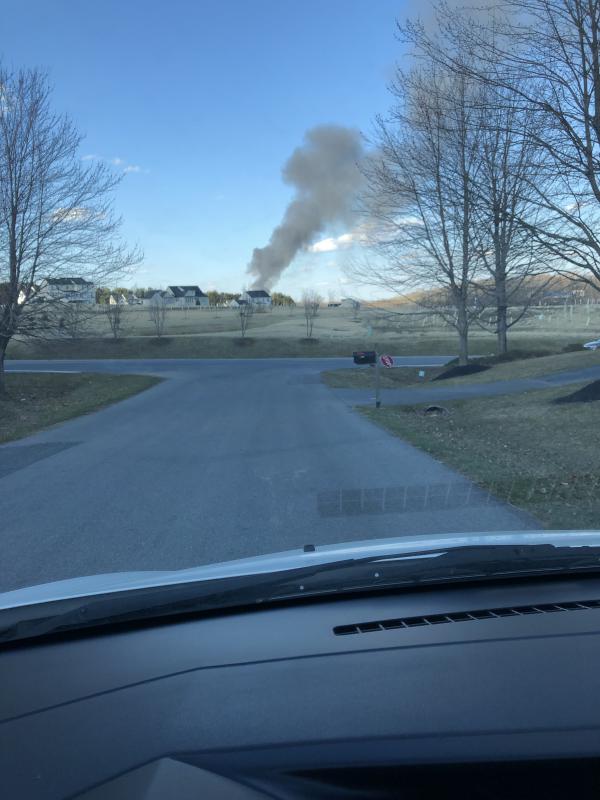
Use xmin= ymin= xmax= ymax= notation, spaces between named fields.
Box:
xmin=271 ymin=292 xmax=295 ymax=307
xmin=206 ymin=290 xmax=295 ymax=306
xmin=206 ymin=291 xmax=239 ymax=306
xmin=95 ymin=286 xmax=134 ymax=304
xmin=93 ymin=288 xmax=298 ymax=307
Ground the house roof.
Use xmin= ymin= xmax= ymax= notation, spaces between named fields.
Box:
xmin=143 ymin=289 xmax=163 ymax=299
xmin=245 ymin=289 xmax=270 ymax=298
xmin=168 ymin=285 xmax=207 ymax=298
xmin=45 ymin=277 xmax=92 ymax=286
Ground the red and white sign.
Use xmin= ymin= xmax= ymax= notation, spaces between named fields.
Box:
xmin=380 ymin=354 xmax=394 ymax=368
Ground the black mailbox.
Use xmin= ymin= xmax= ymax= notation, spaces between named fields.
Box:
xmin=353 ymin=350 xmax=377 ymax=365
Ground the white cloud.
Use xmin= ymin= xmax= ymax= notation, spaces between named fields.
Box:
xmin=52 ymin=206 xmax=90 ymax=222
xmin=309 ymin=237 xmax=339 ymax=253
xmin=81 ymin=153 xmax=148 ymax=174
xmin=308 ymin=229 xmax=368 ymax=254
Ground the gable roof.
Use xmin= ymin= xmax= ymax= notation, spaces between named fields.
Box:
xmin=143 ymin=289 xmax=163 ymax=299
xmin=245 ymin=289 xmax=270 ymax=298
xmin=45 ymin=277 xmax=92 ymax=286
xmin=168 ymin=285 xmax=207 ymax=298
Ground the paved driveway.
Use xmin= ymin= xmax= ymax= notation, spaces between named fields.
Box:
xmin=0 ymin=357 xmax=537 ymax=592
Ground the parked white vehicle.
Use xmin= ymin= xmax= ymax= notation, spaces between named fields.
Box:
xmin=584 ymin=339 xmax=600 ymax=350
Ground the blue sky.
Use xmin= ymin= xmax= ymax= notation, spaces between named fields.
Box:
xmin=4 ymin=0 xmax=410 ymax=298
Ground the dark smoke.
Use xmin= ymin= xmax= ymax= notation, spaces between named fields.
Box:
xmin=247 ymin=125 xmax=365 ymax=289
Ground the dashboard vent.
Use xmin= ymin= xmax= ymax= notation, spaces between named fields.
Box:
xmin=333 ymin=599 xmax=600 ymax=636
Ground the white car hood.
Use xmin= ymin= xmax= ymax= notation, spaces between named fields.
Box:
xmin=2 ymin=529 xmax=600 ymax=610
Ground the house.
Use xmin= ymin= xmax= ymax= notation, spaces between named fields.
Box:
xmin=38 ymin=277 xmax=95 ymax=304
xmin=126 ymin=292 xmax=143 ymax=305
xmin=17 ymin=284 xmax=41 ymax=305
xmin=340 ymin=297 xmax=360 ymax=310
xmin=327 ymin=302 xmax=341 ymax=308
xmin=242 ymin=289 xmax=272 ymax=307
xmin=142 ymin=290 xmax=166 ymax=307
xmin=108 ymin=292 xmax=128 ymax=305
xmin=228 ymin=297 xmax=249 ymax=309
xmin=165 ymin=285 xmax=209 ymax=307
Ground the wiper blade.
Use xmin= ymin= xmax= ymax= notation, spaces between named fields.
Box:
xmin=2 ymin=543 xmax=600 ymax=645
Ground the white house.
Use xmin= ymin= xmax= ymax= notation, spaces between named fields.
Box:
xmin=142 ymin=290 xmax=166 ymax=306
xmin=17 ymin=284 xmax=41 ymax=305
xmin=228 ymin=297 xmax=249 ymax=309
xmin=340 ymin=297 xmax=360 ymax=310
xmin=242 ymin=289 xmax=271 ymax=307
xmin=165 ymin=286 xmax=209 ymax=307
xmin=108 ymin=292 xmax=128 ymax=306
xmin=38 ymin=277 xmax=95 ymax=304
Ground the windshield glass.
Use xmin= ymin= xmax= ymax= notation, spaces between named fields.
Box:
xmin=1 ymin=0 xmax=600 ymax=606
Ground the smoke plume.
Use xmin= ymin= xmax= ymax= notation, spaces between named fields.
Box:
xmin=247 ymin=125 xmax=365 ymax=289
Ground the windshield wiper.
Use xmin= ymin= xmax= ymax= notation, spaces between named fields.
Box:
xmin=2 ymin=543 xmax=600 ymax=645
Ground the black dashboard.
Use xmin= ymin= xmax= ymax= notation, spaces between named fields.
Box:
xmin=3 ymin=575 xmax=600 ymax=798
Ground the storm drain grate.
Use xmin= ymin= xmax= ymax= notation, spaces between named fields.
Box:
xmin=333 ymin=599 xmax=600 ymax=636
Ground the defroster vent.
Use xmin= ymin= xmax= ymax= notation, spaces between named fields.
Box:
xmin=333 ymin=599 xmax=600 ymax=636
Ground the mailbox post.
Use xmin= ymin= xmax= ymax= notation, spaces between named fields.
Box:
xmin=352 ymin=350 xmax=380 ymax=408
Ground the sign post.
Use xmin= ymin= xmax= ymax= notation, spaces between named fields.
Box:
xmin=352 ymin=351 xmax=381 ymax=409
xmin=376 ymin=354 xmax=393 ymax=408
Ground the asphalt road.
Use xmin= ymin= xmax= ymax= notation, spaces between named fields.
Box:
xmin=1 ymin=357 xmax=537 ymax=593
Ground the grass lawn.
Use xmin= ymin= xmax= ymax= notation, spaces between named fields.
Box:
xmin=322 ymin=365 xmax=445 ymax=388
xmin=433 ymin=348 xmax=600 ymax=386
xmin=6 ymin=334 xmax=473 ymax=360
xmin=6 ymin=320 xmax=596 ymax=361
xmin=0 ymin=373 xmax=161 ymax=444
xmin=322 ymin=349 xmax=600 ymax=389
xmin=360 ymin=382 xmax=600 ymax=530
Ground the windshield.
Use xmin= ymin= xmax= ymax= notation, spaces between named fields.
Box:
xmin=1 ymin=0 xmax=600 ymax=609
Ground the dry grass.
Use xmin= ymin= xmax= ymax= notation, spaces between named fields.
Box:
xmin=84 ymin=305 xmax=292 ymax=337
xmin=322 ymin=366 xmax=444 ymax=388
xmin=436 ymin=349 xmax=600 ymax=386
xmin=322 ymin=349 xmax=600 ymax=389
xmin=6 ymin=302 xmax=600 ymax=360
xmin=360 ymin=382 xmax=600 ymax=529
xmin=6 ymin=335 xmax=482 ymax=360
xmin=0 ymin=373 xmax=161 ymax=444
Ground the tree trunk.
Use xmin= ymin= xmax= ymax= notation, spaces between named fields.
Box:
xmin=496 ymin=273 xmax=508 ymax=355
xmin=497 ymin=305 xmax=508 ymax=355
xmin=456 ymin=305 xmax=469 ymax=365
xmin=0 ymin=336 xmax=8 ymax=395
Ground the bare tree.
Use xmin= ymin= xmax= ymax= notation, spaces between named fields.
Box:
xmin=406 ymin=1 xmax=600 ymax=293
xmin=356 ymin=62 xmax=484 ymax=364
xmin=104 ymin=302 xmax=125 ymax=339
xmin=302 ymin=289 xmax=321 ymax=338
xmin=148 ymin=295 xmax=167 ymax=337
xmin=61 ymin=302 xmax=91 ymax=339
xmin=238 ymin=301 xmax=254 ymax=337
xmin=468 ymin=85 xmax=554 ymax=352
xmin=0 ymin=65 xmax=140 ymax=391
